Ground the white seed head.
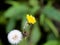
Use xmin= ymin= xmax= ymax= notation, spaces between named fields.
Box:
xmin=7 ymin=30 xmax=23 ymax=44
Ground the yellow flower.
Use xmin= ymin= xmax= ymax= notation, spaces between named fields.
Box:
xmin=26 ymin=14 xmax=36 ymax=24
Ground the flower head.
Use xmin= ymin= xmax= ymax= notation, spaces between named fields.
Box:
xmin=7 ymin=30 xmax=23 ymax=44
xmin=26 ymin=14 xmax=36 ymax=24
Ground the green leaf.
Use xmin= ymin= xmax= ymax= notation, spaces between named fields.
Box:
xmin=19 ymin=38 xmax=28 ymax=45
xmin=45 ymin=18 xmax=59 ymax=38
xmin=29 ymin=0 xmax=38 ymax=6
xmin=30 ymin=6 xmax=40 ymax=15
xmin=47 ymin=33 xmax=57 ymax=41
xmin=43 ymin=22 xmax=50 ymax=32
xmin=44 ymin=40 xmax=58 ymax=45
xmin=30 ymin=23 xmax=41 ymax=44
xmin=4 ymin=4 xmax=28 ymax=19
xmin=6 ymin=17 xmax=16 ymax=33
xmin=43 ymin=5 xmax=60 ymax=21
xmin=40 ymin=13 xmax=45 ymax=25
xmin=6 ymin=1 xmax=20 ymax=6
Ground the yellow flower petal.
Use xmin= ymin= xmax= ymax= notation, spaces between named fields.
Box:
xmin=26 ymin=14 xmax=36 ymax=24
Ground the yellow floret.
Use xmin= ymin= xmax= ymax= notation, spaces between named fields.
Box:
xmin=26 ymin=14 xmax=36 ymax=24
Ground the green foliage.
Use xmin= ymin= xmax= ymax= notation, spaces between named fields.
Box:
xmin=19 ymin=38 xmax=28 ymax=45
xmin=0 ymin=0 xmax=60 ymax=45
xmin=47 ymin=33 xmax=57 ymax=41
xmin=40 ymin=13 xmax=45 ymax=25
xmin=44 ymin=40 xmax=59 ymax=45
xmin=43 ymin=5 xmax=60 ymax=21
xmin=30 ymin=23 xmax=41 ymax=44
xmin=4 ymin=4 xmax=28 ymax=19
xmin=6 ymin=17 xmax=16 ymax=33
xmin=45 ymin=18 xmax=59 ymax=38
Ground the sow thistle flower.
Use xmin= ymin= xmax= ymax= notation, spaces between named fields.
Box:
xmin=22 ymin=14 xmax=36 ymax=39
xmin=26 ymin=14 xmax=36 ymax=24
xmin=23 ymin=14 xmax=36 ymax=30
xmin=7 ymin=30 xmax=23 ymax=44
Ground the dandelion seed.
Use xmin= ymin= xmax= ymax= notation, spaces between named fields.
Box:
xmin=7 ymin=30 xmax=23 ymax=44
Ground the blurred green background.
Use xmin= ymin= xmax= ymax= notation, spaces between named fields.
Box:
xmin=0 ymin=0 xmax=60 ymax=45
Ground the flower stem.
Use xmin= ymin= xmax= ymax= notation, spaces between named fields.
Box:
xmin=23 ymin=21 xmax=28 ymax=30
xmin=23 ymin=21 xmax=29 ymax=38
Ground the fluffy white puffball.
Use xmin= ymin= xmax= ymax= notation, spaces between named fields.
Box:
xmin=7 ymin=30 xmax=23 ymax=44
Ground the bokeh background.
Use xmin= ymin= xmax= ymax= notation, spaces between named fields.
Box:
xmin=0 ymin=0 xmax=60 ymax=45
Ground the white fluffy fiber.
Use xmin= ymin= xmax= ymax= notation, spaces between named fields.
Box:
xmin=7 ymin=30 xmax=23 ymax=44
